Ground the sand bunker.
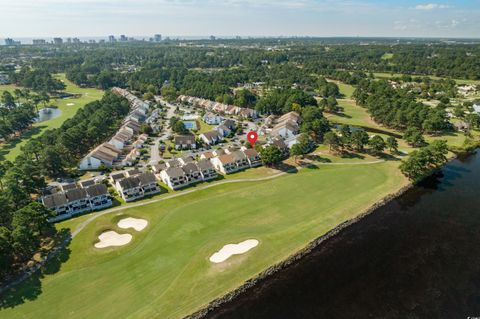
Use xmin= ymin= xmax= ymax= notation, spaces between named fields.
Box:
xmin=66 ymin=103 xmax=74 ymax=106
xmin=209 ymin=239 xmax=259 ymax=263
xmin=117 ymin=217 xmax=148 ymax=231
xmin=94 ymin=231 xmax=132 ymax=248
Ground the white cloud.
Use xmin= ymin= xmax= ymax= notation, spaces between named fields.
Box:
xmin=415 ymin=3 xmax=451 ymax=11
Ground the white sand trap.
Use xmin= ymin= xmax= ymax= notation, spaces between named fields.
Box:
xmin=94 ymin=231 xmax=132 ymax=248
xmin=66 ymin=103 xmax=74 ymax=106
xmin=117 ymin=217 xmax=148 ymax=231
xmin=209 ymin=239 xmax=259 ymax=263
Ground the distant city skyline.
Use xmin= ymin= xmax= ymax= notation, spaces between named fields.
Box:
xmin=1 ymin=0 xmax=480 ymax=38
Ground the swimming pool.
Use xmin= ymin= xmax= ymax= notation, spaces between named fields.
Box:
xmin=183 ymin=121 xmax=198 ymax=130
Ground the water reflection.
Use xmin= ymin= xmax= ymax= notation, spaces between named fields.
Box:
xmin=206 ymin=151 xmax=480 ymax=319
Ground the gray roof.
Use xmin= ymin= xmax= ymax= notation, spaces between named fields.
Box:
xmin=180 ymin=155 xmax=195 ymax=163
xmin=111 ymin=172 xmax=125 ymax=181
xmin=231 ymin=150 xmax=247 ymax=161
xmin=42 ymin=193 xmax=68 ymax=209
xmin=164 ymin=167 xmax=186 ymax=178
xmin=61 ymin=183 xmax=77 ymax=191
xmin=214 ymin=149 xmax=226 ymax=156
xmin=126 ymin=168 xmax=142 ymax=176
xmin=167 ymin=159 xmax=181 ymax=167
xmin=85 ymin=184 xmax=109 ymax=197
xmin=223 ymin=119 xmax=236 ymax=130
xmin=79 ymin=179 xmax=95 ymax=188
xmin=137 ymin=172 xmax=157 ymax=185
xmin=201 ymin=130 xmax=221 ymax=141
xmin=271 ymin=137 xmax=287 ymax=149
xmin=243 ymin=148 xmax=259 ymax=158
xmin=182 ymin=163 xmax=200 ymax=174
xmin=66 ymin=188 xmax=88 ymax=202
xmin=197 ymin=159 xmax=214 ymax=170
xmin=174 ymin=135 xmax=195 ymax=145
xmin=118 ymin=176 xmax=141 ymax=189
xmin=152 ymin=163 xmax=167 ymax=172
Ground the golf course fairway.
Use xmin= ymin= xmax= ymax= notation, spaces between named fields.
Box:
xmin=0 ymin=161 xmax=407 ymax=319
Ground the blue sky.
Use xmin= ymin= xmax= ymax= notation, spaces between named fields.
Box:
xmin=1 ymin=0 xmax=479 ymax=38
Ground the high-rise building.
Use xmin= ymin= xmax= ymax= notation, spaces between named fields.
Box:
xmin=73 ymin=38 xmax=81 ymax=44
xmin=32 ymin=39 xmax=46 ymax=45
xmin=210 ymin=35 xmax=216 ymax=41
xmin=4 ymin=38 xmax=20 ymax=45
xmin=66 ymin=37 xmax=72 ymax=44
xmin=154 ymin=34 xmax=162 ymax=42
xmin=53 ymin=37 xmax=63 ymax=44
xmin=120 ymin=35 xmax=127 ymax=42
xmin=108 ymin=35 xmax=116 ymax=43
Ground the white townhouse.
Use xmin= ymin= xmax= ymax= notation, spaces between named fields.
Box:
xmin=196 ymin=159 xmax=217 ymax=181
xmin=182 ymin=163 xmax=203 ymax=184
xmin=116 ymin=176 xmax=143 ymax=202
xmin=85 ymin=184 xmax=112 ymax=211
xmin=159 ymin=167 xmax=189 ymax=190
xmin=199 ymin=130 xmax=223 ymax=145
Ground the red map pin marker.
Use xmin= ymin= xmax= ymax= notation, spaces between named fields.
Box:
xmin=247 ymin=131 xmax=258 ymax=147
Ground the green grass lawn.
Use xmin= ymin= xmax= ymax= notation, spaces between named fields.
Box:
xmin=1 ymin=161 xmax=407 ymax=319
xmin=325 ymin=97 xmax=474 ymax=149
xmin=326 ymin=99 xmax=399 ymax=135
xmin=373 ymin=72 xmax=480 ymax=85
xmin=196 ymin=120 xmax=216 ymax=134
xmin=381 ymin=53 xmax=394 ymax=60
xmin=326 ymin=79 xmax=356 ymax=98
xmin=0 ymin=74 xmax=103 ymax=161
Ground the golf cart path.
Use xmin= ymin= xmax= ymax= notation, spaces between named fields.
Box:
xmin=0 ymin=159 xmax=385 ymax=294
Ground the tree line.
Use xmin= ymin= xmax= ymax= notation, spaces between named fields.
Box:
xmin=0 ymin=92 xmax=129 ymax=281
xmin=353 ymin=79 xmax=451 ymax=134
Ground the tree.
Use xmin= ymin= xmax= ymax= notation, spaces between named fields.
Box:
xmin=453 ymin=106 xmax=465 ymax=118
xmin=351 ymin=130 xmax=369 ymax=151
xmin=465 ymin=113 xmax=480 ymax=130
xmin=399 ymin=140 xmax=448 ymax=182
xmin=260 ymin=145 xmax=284 ymax=167
xmin=169 ymin=117 xmax=188 ymax=134
xmin=324 ymin=131 xmax=341 ymax=152
xmin=234 ymin=89 xmax=257 ymax=108
xmin=0 ymin=227 xmax=12 ymax=276
xmin=404 ymin=127 xmax=426 ymax=147
xmin=11 ymin=202 xmax=56 ymax=259
xmin=1 ymin=91 xmax=15 ymax=109
xmin=161 ymin=85 xmax=178 ymax=102
xmin=325 ymin=96 xmax=339 ymax=113
xmin=386 ymin=136 xmax=399 ymax=153
xmin=290 ymin=143 xmax=304 ymax=162
xmin=300 ymin=106 xmax=329 ymax=142
xmin=369 ymin=135 xmax=386 ymax=155
xmin=339 ymin=125 xmax=352 ymax=149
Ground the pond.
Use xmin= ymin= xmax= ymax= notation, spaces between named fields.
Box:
xmin=36 ymin=107 xmax=61 ymax=122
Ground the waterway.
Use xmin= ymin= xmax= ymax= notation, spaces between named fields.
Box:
xmin=206 ymin=151 xmax=480 ymax=319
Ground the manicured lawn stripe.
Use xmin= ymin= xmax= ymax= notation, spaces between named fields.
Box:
xmin=1 ymin=162 xmax=407 ymax=319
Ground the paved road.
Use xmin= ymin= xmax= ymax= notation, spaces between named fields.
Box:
xmin=149 ymin=137 xmax=162 ymax=165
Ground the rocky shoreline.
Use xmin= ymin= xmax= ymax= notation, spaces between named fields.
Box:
xmin=184 ymin=182 xmax=415 ymax=319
